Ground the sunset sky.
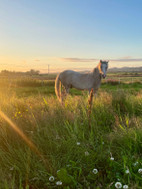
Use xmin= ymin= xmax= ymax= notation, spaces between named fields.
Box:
xmin=0 ymin=0 xmax=142 ymax=73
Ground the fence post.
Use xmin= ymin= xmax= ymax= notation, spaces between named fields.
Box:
xmin=131 ymin=77 xmax=133 ymax=84
xmin=119 ymin=78 xmax=120 ymax=84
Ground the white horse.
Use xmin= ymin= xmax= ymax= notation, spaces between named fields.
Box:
xmin=55 ymin=60 xmax=108 ymax=101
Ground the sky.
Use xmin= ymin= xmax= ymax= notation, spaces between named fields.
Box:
xmin=0 ymin=0 xmax=142 ymax=73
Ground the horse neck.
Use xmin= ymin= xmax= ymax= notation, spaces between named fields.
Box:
xmin=92 ymin=66 xmax=101 ymax=80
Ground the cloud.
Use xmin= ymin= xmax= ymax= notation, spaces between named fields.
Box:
xmin=121 ymin=56 xmax=132 ymax=59
xmin=34 ymin=59 xmax=40 ymax=62
xmin=111 ymin=58 xmax=142 ymax=62
xmin=60 ymin=57 xmax=142 ymax=63
xmin=60 ymin=57 xmax=98 ymax=62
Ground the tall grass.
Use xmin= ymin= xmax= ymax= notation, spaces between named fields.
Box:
xmin=0 ymin=88 xmax=142 ymax=188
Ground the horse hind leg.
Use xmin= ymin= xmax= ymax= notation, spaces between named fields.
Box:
xmin=63 ymin=86 xmax=70 ymax=101
xmin=65 ymin=86 xmax=70 ymax=94
xmin=60 ymin=85 xmax=69 ymax=101
xmin=93 ymin=88 xmax=98 ymax=98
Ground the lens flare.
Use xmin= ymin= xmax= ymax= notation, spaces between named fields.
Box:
xmin=0 ymin=110 xmax=48 ymax=167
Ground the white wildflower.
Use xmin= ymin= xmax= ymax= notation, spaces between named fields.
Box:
xmin=85 ymin=151 xmax=89 ymax=156
xmin=92 ymin=168 xmax=98 ymax=174
xmin=115 ymin=182 xmax=122 ymax=188
xmin=138 ymin=168 xmax=142 ymax=174
xmin=110 ymin=152 xmax=114 ymax=161
xmin=10 ymin=167 xmax=14 ymax=171
xmin=110 ymin=157 xmax=114 ymax=161
xmin=125 ymin=169 xmax=130 ymax=174
xmin=56 ymin=181 xmax=62 ymax=185
xmin=56 ymin=135 xmax=60 ymax=140
xmin=123 ymin=185 xmax=129 ymax=189
xmin=77 ymin=142 xmax=81 ymax=145
xmin=102 ymin=142 xmax=104 ymax=145
xmin=49 ymin=176 xmax=55 ymax=182
xmin=133 ymin=161 xmax=138 ymax=166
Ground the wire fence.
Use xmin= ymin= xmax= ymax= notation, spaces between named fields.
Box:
xmin=104 ymin=76 xmax=142 ymax=84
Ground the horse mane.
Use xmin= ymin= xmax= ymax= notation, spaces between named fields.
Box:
xmin=92 ymin=60 xmax=108 ymax=76
xmin=92 ymin=61 xmax=101 ymax=77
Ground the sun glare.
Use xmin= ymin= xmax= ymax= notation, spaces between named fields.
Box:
xmin=0 ymin=110 xmax=48 ymax=166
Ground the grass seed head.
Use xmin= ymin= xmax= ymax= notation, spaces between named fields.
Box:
xmin=56 ymin=181 xmax=62 ymax=185
xmin=92 ymin=168 xmax=98 ymax=174
xmin=115 ymin=182 xmax=122 ymax=188
xmin=123 ymin=185 xmax=129 ymax=189
xmin=138 ymin=168 xmax=142 ymax=174
xmin=49 ymin=176 xmax=55 ymax=182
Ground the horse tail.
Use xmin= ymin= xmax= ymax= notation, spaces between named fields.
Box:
xmin=55 ymin=74 xmax=61 ymax=101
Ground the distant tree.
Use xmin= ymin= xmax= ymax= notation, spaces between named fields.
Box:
xmin=0 ymin=69 xmax=40 ymax=76
xmin=0 ymin=70 xmax=13 ymax=75
xmin=26 ymin=69 xmax=40 ymax=75
xmin=1 ymin=70 xmax=10 ymax=74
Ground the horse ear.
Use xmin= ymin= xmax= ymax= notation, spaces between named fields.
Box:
xmin=100 ymin=60 xmax=102 ymax=63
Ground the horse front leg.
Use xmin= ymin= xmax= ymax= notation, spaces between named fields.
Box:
xmin=88 ymin=88 xmax=98 ymax=98
xmin=88 ymin=88 xmax=92 ymax=96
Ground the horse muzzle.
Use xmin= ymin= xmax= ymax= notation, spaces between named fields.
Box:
xmin=102 ymin=74 xmax=106 ymax=79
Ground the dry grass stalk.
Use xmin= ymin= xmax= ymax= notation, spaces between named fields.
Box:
xmin=88 ymin=88 xmax=94 ymax=129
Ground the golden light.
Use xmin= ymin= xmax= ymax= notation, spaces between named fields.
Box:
xmin=0 ymin=110 xmax=48 ymax=167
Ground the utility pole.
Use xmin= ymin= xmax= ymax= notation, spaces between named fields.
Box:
xmin=48 ymin=64 xmax=50 ymax=75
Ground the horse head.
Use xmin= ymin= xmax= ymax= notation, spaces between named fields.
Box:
xmin=99 ymin=60 xmax=109 ymax=78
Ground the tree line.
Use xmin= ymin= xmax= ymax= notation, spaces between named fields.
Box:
xmin=0 ymin=69 xmax=40 ymax=76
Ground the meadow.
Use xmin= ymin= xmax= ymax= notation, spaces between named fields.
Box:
xmin=0 ymin=74 xmax=142 ymax=189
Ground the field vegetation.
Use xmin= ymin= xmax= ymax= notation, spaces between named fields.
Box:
xmin=0 ymin=74 xmax=142 ymax=189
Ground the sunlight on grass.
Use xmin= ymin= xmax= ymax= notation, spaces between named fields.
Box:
xmin=0 ymin=79 xmax=142 ymax=188
xmin=0 ymin=110 xmax=42 ymax=157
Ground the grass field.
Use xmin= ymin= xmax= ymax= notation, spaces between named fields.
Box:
xmin=0 ymin=75 xmax=142 ymax=189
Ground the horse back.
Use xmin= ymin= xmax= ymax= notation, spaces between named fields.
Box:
xmin=59 ymin=70 xmax=94 ymax=90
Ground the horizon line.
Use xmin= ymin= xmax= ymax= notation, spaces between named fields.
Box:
xmin=0 ymin=65 xmax=142 ymax=74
